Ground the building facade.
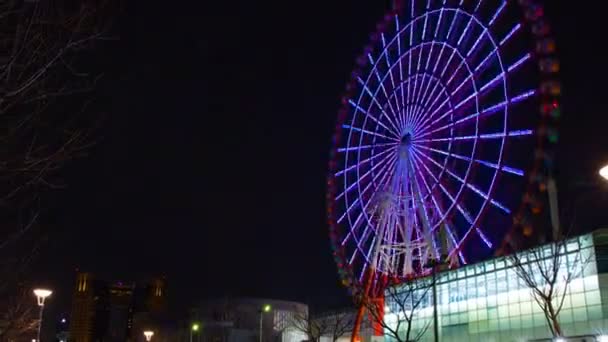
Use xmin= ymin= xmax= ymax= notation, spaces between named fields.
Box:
xmin=190 ymin=297 xmax=309 ymax=342
xmin=385 ymin=229 xmax=608 ymax=341
xmin=68 ymin=273 xmax=167 ymax=342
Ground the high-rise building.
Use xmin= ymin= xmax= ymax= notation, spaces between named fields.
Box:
xmin=106 ymin=282 xmax=135 ymax=342
xmin=69 ymin=274 xmax=167 ymax=342
xmin=69 ymin=273 xmax=109 ymax=342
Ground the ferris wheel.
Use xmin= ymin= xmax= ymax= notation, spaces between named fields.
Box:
xmin=327 ymin=0 xmax=560 ymax=337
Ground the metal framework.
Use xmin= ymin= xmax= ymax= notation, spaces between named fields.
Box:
xmin=328 ymin=0 xmax=561 ymax=340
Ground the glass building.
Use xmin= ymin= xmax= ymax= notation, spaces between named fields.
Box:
xmin=384 ymin=229 xmax=608 ymax=341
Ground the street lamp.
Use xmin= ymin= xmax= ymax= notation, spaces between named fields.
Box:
xmin=600 ymin=164 xmax=608 ymax=181
xmin=190 ymin=323 xmax=199 ymax=342
xmin=259 ymin=304 xmax=271 ymax=342
xmin=143 ymin=330 xmax=154 ymax=341
xmin=33 ymin=288 xmax=52 ymax=342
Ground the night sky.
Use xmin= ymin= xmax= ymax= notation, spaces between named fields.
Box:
xmin=32 ymin=0 xmax=607 ymax=319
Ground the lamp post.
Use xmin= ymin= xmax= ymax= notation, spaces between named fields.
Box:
xmin=424 ymin=257 xmax=447 ymax=342
xmin=190 ymin=323 xmax=199 ymax=342
xmin=33 ymin=288 xmax=52 ymax=342
xmin=259 ymin=304 xmax=271 ymax=342
xmin=143 ymin=330 xmax=154 ymax=342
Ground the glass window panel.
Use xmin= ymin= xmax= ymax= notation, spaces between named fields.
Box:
xmin=585 ymin=290 xmax=601 ymax=306
xmin=570 ymin=277 xmax=585 ymax=293
xmin=520 ymin=301 xmax=532 ymax=315
xmin=532 ymin=313 xmax=545 ymax=326
xmin=477 ymin=309 xmax=488 ymax=321
xmin=486 ymin=295 xmax=497 ymax=307
xmin=560 ymin=309 xmax=573 ymax=323
xmin=498 ymin=305 xmax=509 ymax=317
xmin=521 ymin=314 xmax=534 ymax=328
xmin=572 ymin=307 xmax=588 ymax=322
xmin=497 ymin=294 xmax=508 ymax=305
xmin=509 ymin=304 xmax=521 ymax=317
xmin=486 ymin=261 xmax=495 ymax=272
xmin=495 ymin=259 xmax=506 ymax=269
xmin=510 ymin=317 xmax=522 ymax=330
xmin=587 ymin=304 xmax=602 ymax=320
xmin=584 ymin=275 xmax=599 ymax=290
xmin=466 ymin=267 xmax=475 ymax=277
xmin=488 ymin=307 xmax=498 ymax=319
xmin=571 ymin=292 xmax=586 ymax=308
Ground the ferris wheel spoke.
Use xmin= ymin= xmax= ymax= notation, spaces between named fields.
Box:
xmin=368 ymin=54 xmax=402 ymax=130
xmin=342 ymin=124 xmax=399 ymax=142
xmin=410 ymin=152 xmax=468 ymax=264
xmin=338 ymin=142 xmax=397 ymax=153
xmin=416 ymin=88 xmax=536 ymax=139
xmin=420 ymin=150 xmax=511 ymax=215
xmin=381 ymin=33 xmax=404 ymax=126
xmin=414 ymin=129 xmax=532 ymax=143
xmin=335 ymin=145 xmax=396 ymax=177
xmin=348 ymin=100 xmax=401 ymax=138
xmin=416 ymin=144 xmax=524 ymax=176
xmin=357 ymin=78 xmax=403 ymax=134
xmin=488 ymin=1 xmax=507 ymax=27
xmin=341 ymin=156 xmax=398 ymax=251
xmin=395 ymin=14 xmax=407 ymax=132
xmin=336 ymin=150 xmax=397 ymax=201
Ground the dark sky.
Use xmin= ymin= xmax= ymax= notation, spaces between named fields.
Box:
xmin=34 ymin=0 xmax=608 ymax=319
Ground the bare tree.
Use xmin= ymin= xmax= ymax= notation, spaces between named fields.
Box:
xmin=288 ymin=311 xmax=325 ymax=342
xmin=0 ymin=0 xmax=118 ymax=244
xmin=0 ymin=0 xmax=118 ymax=337
xmin=317 ymin=310 xmax=354 ymax=342
xmin=0 ymin=287 xmax=38 ymax=342
xmin=509 ymin=237 xmax=590 ymax=337
xmin=363 ymin=277 xmax=432 ymax=342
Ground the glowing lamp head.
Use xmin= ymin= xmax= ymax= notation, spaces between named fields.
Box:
xmin=263 ymin=304 xmax=271 ymax=312
xmin=143 ymin=330 xmax=154 ymax=341
xmin=600 ymin=165 xmax=608 ymax=181
xmin=553 ymin=338 xmax=565 ymax=342
xmin=191 ymin=323 xmax=199 ymax=332
xmin=33 ymin=288 xmax=52 ymax=306
xmin=598 ymin=335 xmax=608 ymax=342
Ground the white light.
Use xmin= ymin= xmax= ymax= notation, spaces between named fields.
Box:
xmin=554 ymin=338 xmax=565 ymax=342
xmin=33 ymin=288 xmax=52 ymax=306
xmin=144 ymin=331 xmax=154 ymax=341
xmin=600 ymin=165 xmax=608 ymax=181
xmin=384 ymin=306 xmax=390 ymax=312
xmin=33 ymin=289 xmax=52 ymax=298
xmin=598 ymin=335 xmax=608 ymax=342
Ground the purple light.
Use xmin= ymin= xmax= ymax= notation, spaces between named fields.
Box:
xmin=488 ymin=1 xmax=506 ymax=27
xmin=500 ymin=24 xmax=521 ymax=46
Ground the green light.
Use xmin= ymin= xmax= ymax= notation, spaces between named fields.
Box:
xmin=263 ymin=304 xmax=271 ymax=312
xmin=192 ymin=323 xmax=199 ymax=332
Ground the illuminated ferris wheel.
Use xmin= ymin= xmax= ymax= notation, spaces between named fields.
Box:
xmin=326 ymin=0 xmax=560 ymax=339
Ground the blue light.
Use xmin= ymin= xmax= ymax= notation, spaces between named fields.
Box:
xmin=508 ymin=53 xmax=531 ymax=73
xmin=488 ymin=1 xmax=507 ymax=27
xmin=499 ymin=24 xmax=522 ymax=46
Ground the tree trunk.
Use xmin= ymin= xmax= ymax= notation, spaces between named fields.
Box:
xmin=547 ymin=302 xmax=562 ymax=336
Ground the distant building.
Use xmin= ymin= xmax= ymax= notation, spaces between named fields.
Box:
xmin=190 ymin=298 xmax=309 ymax=342
xmin=69 ymin=273 xmax=109 ymax=342
xmin=106 ymin=281 xmax=135 ymax=342
xmin=68 ymin=273 xmax=167 ymax=342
